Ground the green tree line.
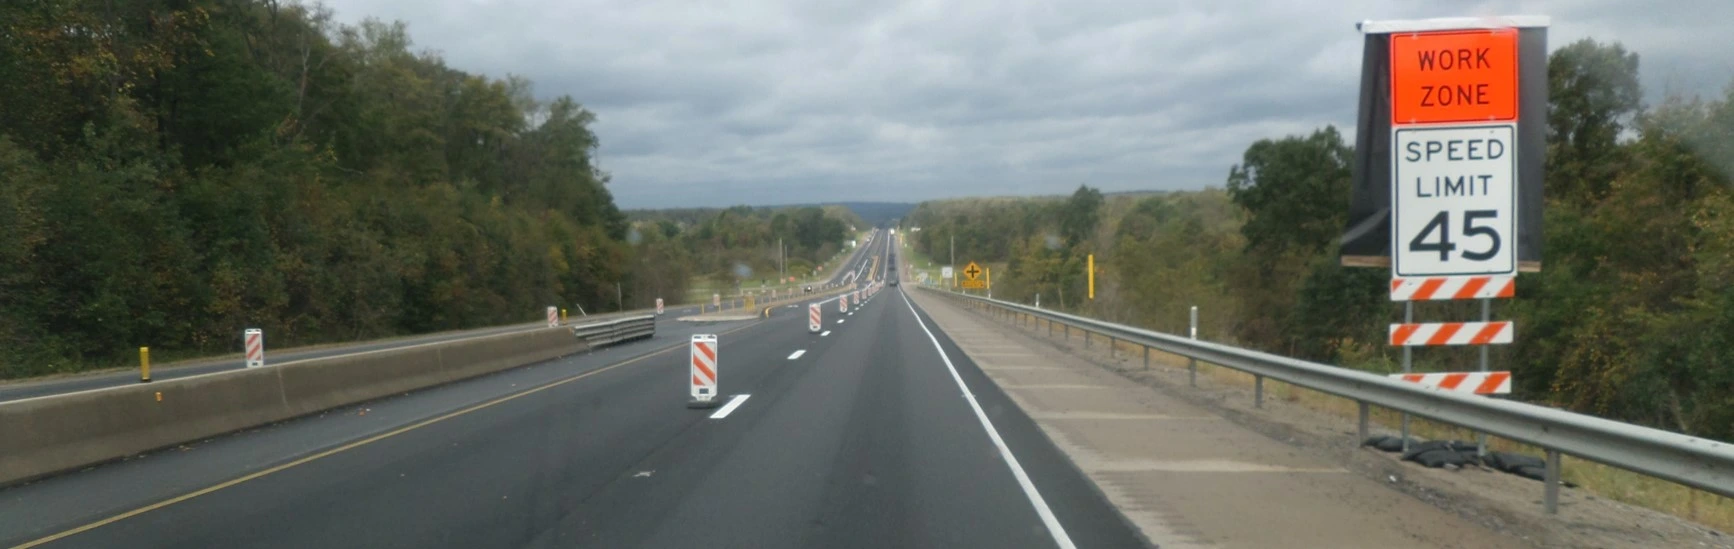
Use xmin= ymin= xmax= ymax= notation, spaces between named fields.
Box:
xmin=908 ymin=39 xmax=1734 ymax=441
xmin=0 ymin=1 xmax=640 ymax=377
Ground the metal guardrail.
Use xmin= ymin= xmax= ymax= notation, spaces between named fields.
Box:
xmin=919 ymin=286 xmax=1734 ymax=513
xmin=569 ymin=314 xmax=656 ymax=347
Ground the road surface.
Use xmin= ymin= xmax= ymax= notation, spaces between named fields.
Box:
xmin=1 ymin=281 xmax=1146 ymax=548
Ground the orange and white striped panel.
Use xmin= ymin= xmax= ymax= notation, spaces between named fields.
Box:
xmin=691 ymin=335 xmax=718 ymax=401
xmin=1388 ymin=321 xmax=1512 ymax=346
xmin=808 ymin=303 xmax=821 ymax=332
xmin=244 ymin=329 xmax=265 ymax=368
xmin=1390 ymin=276 xmax=1515 ymax=301
xmin=1390 ymin=371 xmax=1511 ymax=395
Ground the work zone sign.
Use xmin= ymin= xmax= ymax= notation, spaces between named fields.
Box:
xmin=1338 ymin=16 xmax=1547 ymax=276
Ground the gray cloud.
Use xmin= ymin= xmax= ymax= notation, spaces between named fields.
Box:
xmin=319 ymin=0 xmax=1734 ymax=208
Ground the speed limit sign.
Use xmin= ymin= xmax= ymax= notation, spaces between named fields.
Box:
xmin=1392 ymin=124 xmax=1517 ymax=279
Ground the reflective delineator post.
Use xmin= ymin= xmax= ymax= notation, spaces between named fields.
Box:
xmin=139 ymin=347 xmax=151 ymax=383
xmin=244 ymin=329 xmax=265 ymax=368
xmin=1188 ymin=306 xmax=1198 ymax=388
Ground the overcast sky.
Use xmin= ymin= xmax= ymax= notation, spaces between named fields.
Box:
xmin=319 ymin=0 xmax=1734 ymax=209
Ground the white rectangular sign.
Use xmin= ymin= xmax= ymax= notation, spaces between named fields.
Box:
xmin=1392 ymin=124 xmax=1517 ymax=278
xmin=941 ymin=266 xmax=954 ymax=280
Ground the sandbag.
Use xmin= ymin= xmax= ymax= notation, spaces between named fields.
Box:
xmin=1487 ymin=451 xmax=1544 ymax=473
xmin=1408 ymin=448 xmax=1470 ymax=468
xmin=1400 ymin=439 xmax=1476 ymax=461
xmin=1363 ymin=435 xmax=1407 ymax=452
xmin=1513 ymin=464 xmax=1547 ymax=481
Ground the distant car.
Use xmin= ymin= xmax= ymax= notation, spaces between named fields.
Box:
xmin=804 ymin=285 xmax=813 ymax=293
xmin=890 ymin=279 xmax=899 ymax=287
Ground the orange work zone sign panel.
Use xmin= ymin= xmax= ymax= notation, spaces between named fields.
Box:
xmin=1390 ymin=30 xmax=1518 ymax=124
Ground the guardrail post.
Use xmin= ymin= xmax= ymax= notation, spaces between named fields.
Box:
xmin=1357 ymin=401 xmax=1369 ymax=442
xmin=1545 ymin=450 xmax=1562 ymax=514
xmin=1254 ymin=375 xmax=1265 ymax=408
xmin=1401 ymin=301 xmax=1413 ymax=454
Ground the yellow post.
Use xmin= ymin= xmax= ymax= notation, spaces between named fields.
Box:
xmin=1087 ymin=254 xmax=1095 ymax=300
xmin=139 ymin=347 xmax=151 ymax=383
xmin=986 ymin=267 xmax=991 ymax=290
xmin=561 ymin=308 xmax=568 ymax=324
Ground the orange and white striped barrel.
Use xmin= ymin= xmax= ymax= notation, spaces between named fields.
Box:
xmin=1389 ymin=321 xmax=1512 ymax=346
xmin=691 ymin=334 xmax=718 ymax=403
xmin=1390 ymin=371 xmax=1511 ymax=394
xmin=655 ymin=298 xmax=664 ymax=315
xmin=244 ymin=329 xmax=264 ymax=368
xmin=1391 ymin=276 xmax=1515 ymax=301
xmin=808 ymin=303 xmax=821 ymax=333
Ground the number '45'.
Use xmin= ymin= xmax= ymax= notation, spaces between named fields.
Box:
xmin=1409 ymin=210 xmax=1501 ymax=261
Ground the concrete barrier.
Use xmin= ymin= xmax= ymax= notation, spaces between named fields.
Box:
xmin=0 ymin=327 xmax=585 ymax=486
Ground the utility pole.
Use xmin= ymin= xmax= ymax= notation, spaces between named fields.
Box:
xmin=778 ymin=238 xmax=784 ymax=281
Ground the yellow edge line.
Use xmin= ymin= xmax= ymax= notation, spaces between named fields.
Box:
xmin=15 ymin=322 xmax=762 ymax=549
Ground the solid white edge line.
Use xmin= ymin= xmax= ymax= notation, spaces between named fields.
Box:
xmin=898 ymin=290 xmax=1076 ymax=549
xmin=787 ymin=349 xmax=806 ymax=360
xmin=709 ymin=394 xmax=751 ymax=419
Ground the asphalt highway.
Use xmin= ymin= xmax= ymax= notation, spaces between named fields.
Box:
xmin=3 ymin=228 xmax=1153 ymax=548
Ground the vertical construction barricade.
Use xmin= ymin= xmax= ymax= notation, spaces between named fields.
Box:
xmin=689 ymin=334 xmax=719 ymax=408
xmin=809 ymin=303 xmax=821 ymax=333
xmin=244 ymin=329 xmax=264 ymax=368
xmin=839 ymin=294 xmax=848 ymax=313
xmin=547 ymin=306 xmax=559 ymax=327
xmin=656 ymin=298 xmax=665 ymax=315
